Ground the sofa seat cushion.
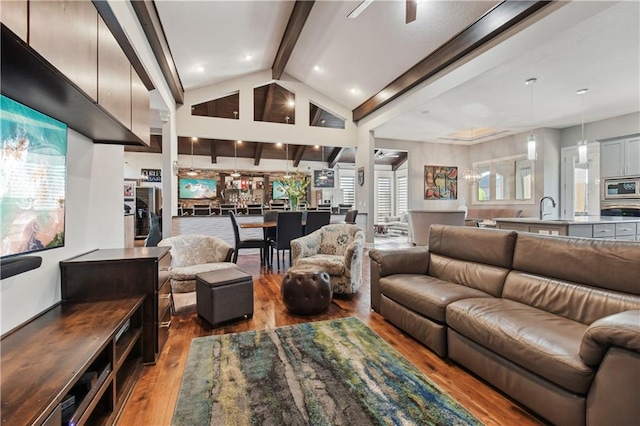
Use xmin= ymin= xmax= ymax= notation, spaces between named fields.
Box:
xmin=380 ymin=274 xmax=492 ymax=322
xmin=296 ymin=255 xmax=346 ymax=276
xmin=447 ymin=298 xmax=593 ymax=394
xmin=170 ymin=262 xmax=237 ymax=281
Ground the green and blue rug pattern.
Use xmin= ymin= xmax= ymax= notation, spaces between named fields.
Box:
xmin=173 ymin=317 xmax=482 ymax=425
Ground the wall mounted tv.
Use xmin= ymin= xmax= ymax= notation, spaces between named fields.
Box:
xmin=272 ymin=180 xmax=287 ymax=200
xmin=1 ymin=94 xmax=67 ymax=259
xmin=179 ymin=178 xmax=217 ymax=199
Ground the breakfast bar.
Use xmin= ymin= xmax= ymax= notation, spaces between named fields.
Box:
xmin=495 ymin=216 xmax=640 ymax=240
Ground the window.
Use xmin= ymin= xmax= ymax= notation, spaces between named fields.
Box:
xmin=396 ymin=176 xmax=407 ymax=215
xmin=340 ymin=175 xmax=355 ymax=206
xmin=376 ymin=176 xmax=392 ymax=220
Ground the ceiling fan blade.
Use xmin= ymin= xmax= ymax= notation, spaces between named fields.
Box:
xmin=406 ymin=0 xmax=417 ymax=24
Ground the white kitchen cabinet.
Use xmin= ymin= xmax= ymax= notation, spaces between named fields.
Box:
xmin=600 ymin=137 xmax=640 ymax=178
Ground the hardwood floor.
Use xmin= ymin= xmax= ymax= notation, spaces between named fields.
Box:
xmin=118 ymin=252 xmax=543 ymax=426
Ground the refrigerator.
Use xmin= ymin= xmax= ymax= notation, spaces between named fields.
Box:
xmin=135 ymin=187 xmax=161 ymax=238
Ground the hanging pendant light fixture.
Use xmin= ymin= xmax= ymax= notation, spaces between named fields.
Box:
xmin=187 ymin=137 xmax=198 ymax=176
xmin=231 ymin=140 xmax=241 ymax=177
xmin=525 ymin=78 xmax=537 ymax=161
xmin=283 ymin=143 xmax=292 ymax=178
xmin=319 ymin=145 xmax=328 ymax=180
xmin=463 ymin=127 xmax=480 ymax=185
xmin=577 ymin=88 xmax=589 ymax=164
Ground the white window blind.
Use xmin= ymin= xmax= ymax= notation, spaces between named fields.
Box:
xmin=377 ymin=176 xmax=392 ymax=220
xmin=340 ymin=176 xmax=355 ymax=206
xmin=396 ymin=176 xmax=407 ymax=215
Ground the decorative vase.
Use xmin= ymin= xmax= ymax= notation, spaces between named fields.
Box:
xmin=289 ymin=195 xmax=298 ymax=211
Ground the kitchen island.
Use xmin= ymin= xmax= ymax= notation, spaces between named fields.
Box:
xmin=495 ymin=216 xmax=640 ymax=240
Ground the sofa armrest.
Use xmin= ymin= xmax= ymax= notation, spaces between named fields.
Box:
xmin=291 ymin=231 xmax=322 ymax=263
xmin=580 ymin=310 xmax=640 ymax=367
xmin=368 ymin=247 xmax=429 ymax=313
xmin=368 ymin=247 xmax=429 ymax=277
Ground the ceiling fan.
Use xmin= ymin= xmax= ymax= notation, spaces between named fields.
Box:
xmin=348 ymin=0 xmax=418 ymax=24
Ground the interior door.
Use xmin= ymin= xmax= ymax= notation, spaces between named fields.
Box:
xmin=561 ymin=144 xmax=600 ymax=217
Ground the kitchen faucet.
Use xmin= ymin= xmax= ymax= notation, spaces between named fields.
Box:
xmin=539 ymin=196 xmax=557 ymax=220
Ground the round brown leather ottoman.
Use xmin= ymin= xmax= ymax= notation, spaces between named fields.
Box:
xmin=282 ymin=265 xmax=332 ymax=315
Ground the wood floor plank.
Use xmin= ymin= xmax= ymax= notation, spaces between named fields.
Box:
xmin=117 ymin=253 xmax=543 ymax=425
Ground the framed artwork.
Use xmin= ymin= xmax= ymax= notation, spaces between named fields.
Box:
xmin=313 ymin=170 xmax=335 ymax=188
xmin=424 ymin=165 xmax=458 ymax=200
xmin=124 ymin=182 xmax=134 ymax=197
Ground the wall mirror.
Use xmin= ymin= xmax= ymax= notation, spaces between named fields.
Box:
xmin=474 ymin=155 xmax=533 ymax=203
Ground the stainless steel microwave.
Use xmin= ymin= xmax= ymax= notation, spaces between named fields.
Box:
xmin=603 ymin=178 xmax=640 ymax=199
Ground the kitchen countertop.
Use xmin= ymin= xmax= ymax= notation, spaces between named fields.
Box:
xmin=494 ymin=216 xmax=640 ymax=225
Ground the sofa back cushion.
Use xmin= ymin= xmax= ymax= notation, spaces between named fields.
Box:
xmin=427 ymin=225 xmax=517 ymax=297
xmin=158 ymin=234 xmax=233 ymax=268
xmin=502 ymin=272 xmax=640 ymax=324
xmin=429 ymin=254 xmax=511 ymax=297
xmin=506 ymin=233 xmax=640 ymax=324
xmin=512 ymin=233 xmax=640 ymax=296
xmin=429 ymin=225 xmax=517 ymax=269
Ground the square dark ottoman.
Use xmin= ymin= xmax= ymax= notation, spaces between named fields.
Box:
xmin=196 ymin=268 xmax=253 ymax=327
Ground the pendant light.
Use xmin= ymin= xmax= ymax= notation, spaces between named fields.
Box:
xmin=577 ymin=88 xmax=589 ymax=164
xmin=187 ymin=137 xmax=198 ymax=176
xmin=283 ymin=143 xmax=291 ymax=178
xmin=319 ymin=145 xmax=328 ymax=181
xmin=462 ymin=128 xmax=480 ymax=185
xmin=231 ymin=140 xmax=241 ymax=177
xmin=525 ymin=78 xmax=537 ymax=161
xmin=229 ymin=111 xmax=241 ymax=177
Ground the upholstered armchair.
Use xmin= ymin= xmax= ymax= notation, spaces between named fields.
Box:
xmin=291 ymin=224 xmax=365 ymax=295
xmin=158 ymin=234 xmax=236 ymax=294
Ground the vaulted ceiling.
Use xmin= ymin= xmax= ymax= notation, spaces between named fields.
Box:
xmin=142 ymin=1 xmax=638 ymax=149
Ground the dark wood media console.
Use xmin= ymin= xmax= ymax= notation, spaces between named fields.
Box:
xmin=0 ymin=298 xmax=144 ymax=426
xmin=60 ymin=247 xmax=171 ymax=364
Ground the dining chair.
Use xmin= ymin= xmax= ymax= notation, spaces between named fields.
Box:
xmin=317 ymin=203 xmax=332 ymax=212
xmin=338 ymin=204 xmax=352 ymax=214
xmin=220 ymin=204 xmax=237 ymax=216
xmin=229 ymin=211 xmax=265 ymax=264
xmin=344 ymin=209 xmax=358 ymax=224
xmin=269 ymin=211 xmax=303 ymax=270
xmin=304 ymin=211 xmax=331 ymax=235
xmin=263 ymin=210 xmax=279 ymax=267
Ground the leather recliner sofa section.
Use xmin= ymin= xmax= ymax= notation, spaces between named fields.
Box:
xmin=369 ymin=225 xmax=640 ymax=426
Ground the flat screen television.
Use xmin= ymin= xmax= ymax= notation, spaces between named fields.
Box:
xmin=179 ymin=178 xmax=217 ymax=199
xmin=272 ymin=180 xmax=287 ymax=200
xmin=1 ymin=94 xmax=67 ymax=258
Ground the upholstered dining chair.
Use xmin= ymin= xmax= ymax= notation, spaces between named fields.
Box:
xmin=268 ymin=211 xmax=303 ymax=270
xmin=304 ymin=211 xmax=331 ymax=235
xmin=291 ymin=224 xmax=365 ymax=295
xmin=344 ymin=209 xmax=358 ymax=224
xmin=229 ymin=211 xmax=266 ymax=264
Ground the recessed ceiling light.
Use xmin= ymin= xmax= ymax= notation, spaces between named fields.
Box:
xmin=313 ymin=65 xmax=321 ymax=72
xmin=287 ymin=100 xmax=295 ymax=107
xmin=237 ymin=140 xmax=242 ymax=144
xmin=314 ymin=145 xmax=320 ymax=149
xmin=276 ymin=142 xmax=283 ymax=147
xmin=191 ymin=137 xmax=197 ymax=142
xmin=195 ymin=66 xmax=204 ymax=73
xmin=244 ymin=54 xmax=252 ymax=61
xmin=350 ymin=88 xmax=360 ymax=95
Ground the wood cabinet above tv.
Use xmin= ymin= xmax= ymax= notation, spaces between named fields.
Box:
xmin=0 ymin=1 xmax=152 ymax=147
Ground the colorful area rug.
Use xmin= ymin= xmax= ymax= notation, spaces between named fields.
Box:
xmin=172 ymin=317 xmax=482 ymax=425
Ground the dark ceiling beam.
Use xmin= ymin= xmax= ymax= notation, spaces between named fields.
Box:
xmin=272 ymin=1 xmax=315 ymax=79
xmin=262 ymin=84 xmax=275 ymax=122
xmin=352 ymin=1 xmax=553 ymax=122
xmin=328 ymin=147 xmax=346 ymax=169
xmin=210 ymin=140 xmax=217 ymax=163
xmin=292 ymin=145 xmax=306 ymax=167
xmin=93 ymin=1 xmax=154 ymax=90
xmin=254 ymin=143 xmax=264 ymax=166
xmin=391 ymin=153 xmax=408 ymax=171
xmin=130 ymin=0 xmax=184 ymax=104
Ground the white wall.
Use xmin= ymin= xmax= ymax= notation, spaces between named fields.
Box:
xmin=1 ymin=131 xmax=124 ymax=334
xmin=375 ymin=138 xmax=470 ymax=211
xmin=559 ymin=112 xmax=640 ymax=147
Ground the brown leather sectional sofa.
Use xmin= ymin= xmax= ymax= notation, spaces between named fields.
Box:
xmin=369 ymin=225 xmax=640 ymax=426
